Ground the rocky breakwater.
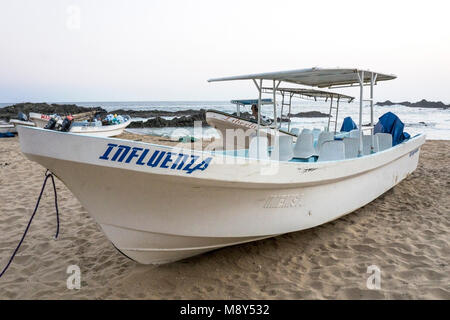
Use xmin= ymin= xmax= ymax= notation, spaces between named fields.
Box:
xmin=127 ymin=110 xmax=207 ymax=128
xmin=376 ymin=99 xmax=449 ymax=109
xmin=0 ymin=103 xmax=105 ymax=121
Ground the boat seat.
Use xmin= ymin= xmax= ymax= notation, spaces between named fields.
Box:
xmin=316 ymin=131 xmax=334 ymax=154
xmin=312 ymin=128 xmax=321 ymax=140
xmin=301 ymin=128 xmax=312 ymax=134
xmin=290 ymin=128 xmax=300 ymax=136
xmin=362 ymin=135 xmax=379 ymax=155
xmin=248 ymin=136 xmax=270 ymax=160
xmin=318 ymin=140 xmax=345 ymax=162
xmin=343 ymin=137 xmax=359 ymax=159
xmin=375 ymin=133 xmax=393 ymax=151
xmin=349 ymin=129 xmax=361 ymax=139
xmin=270 ymin=135 xmax=294 ymax=161
xmin=293 ymin=133 xmax=316 ymax=159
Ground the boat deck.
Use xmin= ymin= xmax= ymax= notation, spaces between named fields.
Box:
xmin=118 ymin=130 xmax=415 ymax=164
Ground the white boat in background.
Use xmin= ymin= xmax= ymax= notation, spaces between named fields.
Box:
xmin=206 ymin=89 xmax=354 ymax=149
xmin=29 ymin=112 xmax=52 ymax=128
xmin=17 ymin=67 xmax=426 ymax=265
xmin=68 ymin=115 xmax=132 ymax=137
xmin=28 ymin=112 xmax=132 ymax=137
xmin=206 ymin=108 xmax=296 ymax=149
xmin=9 ymin=119 xmax=36 ymax=129
xmin=0 ymin=121 xmax=16 ymax=134
xmin=2 ymin=113 xmax=35 ymax=134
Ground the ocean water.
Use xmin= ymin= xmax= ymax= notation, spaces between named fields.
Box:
xmin=1 ymin=100 xmax=449 ymax=140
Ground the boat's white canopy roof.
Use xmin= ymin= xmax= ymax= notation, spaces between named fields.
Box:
xmin=208 ymin=68 xmax=396 ymax=88
xmin=262 ymin=87 xmax=354 ymax=102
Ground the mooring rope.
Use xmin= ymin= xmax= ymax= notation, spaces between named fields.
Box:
xmin=0 ymin=170 xmax=60 ymax=279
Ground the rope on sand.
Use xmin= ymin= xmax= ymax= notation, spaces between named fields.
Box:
xmin=0 ymin=170 xmax=60 ymax=279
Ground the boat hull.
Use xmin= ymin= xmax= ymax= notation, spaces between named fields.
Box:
xmin=29 ymin=112 xmax=51 ymax=128
xmin=10 ymin=119 xmax=36 ymax=128
xmin=29 ymin=113 xmax=131 ymax=137
xmin=68 ymin=118 xmax=131 ymax=137
xmin=17 ymin=126 xmax=425 ymax=264
xmin=0 ymin=124 xmax=16 ymax=134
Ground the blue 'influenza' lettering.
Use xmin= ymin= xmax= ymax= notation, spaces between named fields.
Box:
xmin=99 ymin=144 xmax=212 ymax=174
xmin=111 ymin=145 xmax=131 ymax=162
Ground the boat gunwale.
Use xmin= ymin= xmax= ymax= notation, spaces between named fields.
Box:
xmin=17 ymin=125 xmax=426 ymax=189
xmin=18 ymin=124 xmax=424 ymax=162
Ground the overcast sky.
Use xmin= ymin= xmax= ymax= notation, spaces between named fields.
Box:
xmin=0 ymin=0 xmax=449 ymax=103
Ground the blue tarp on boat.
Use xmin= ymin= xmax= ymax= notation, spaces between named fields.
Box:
xmin=340 ymin=116 xmax=358 ymax=132
xmin=0 ymin=132 xmax=15 ymax=138
xmin=374 ymin=112 xmax=410 ymax=146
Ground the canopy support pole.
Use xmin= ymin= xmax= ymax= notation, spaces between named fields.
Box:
xmin=370 ymin=72 xmax=378 ymax=153
xmin=280 ymin=92 xmax=285 ymax=129
xmin=287 ymin=93 xmax=293 ymax=132
xmin=252 ymin=79 xmax=260 ymax=91
xmin=327 ymin=96 xmax=333 ymax=132
xmin=335 ymin=97 xmax=340 ymax=134
xmin=254 ymin=79 xmax=263 ymax=159
xmin=357 ymin=71 xmax=364 ymax=156
xmin=273 ymin=80 xmax=277 ymax=129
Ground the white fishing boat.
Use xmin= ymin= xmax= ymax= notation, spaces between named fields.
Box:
xmin=206 ymin=88 xmax=354 ymax=148
xmin=2 ymin=113 xmax=35 ymax=134
xmin=17 ymin=68 xmax=426 ymax=264
xmin=9 ymin=119 xmax=36 ymax=128
xmin=206 ymin=103 xmax=295 ymax=149
xmin=68 ymin=115 xmax=132 ymax=137
xmin=0 ymin=121 xmax=16 ymax=134
xmin=29 ymin=112 xmax=53 ymax=128
xmin=28 ymin=112 xmax=132 ymax=137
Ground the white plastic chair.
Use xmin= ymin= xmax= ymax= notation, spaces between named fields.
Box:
xmin=270 ymin=135 xmax=294 ymax=161
xmin=312 ymin=128 xmax=321 ymax=141
xmin=362 ymin=135 xmax=379 ymax=155
xmin=343 ymin=138 xmax=359 ymax=159
xmin=249 ymin=136 xmax=269 ymax=160
xmin=293 ymin=133 xmax=316 ymax=159
xmin=375 ymin=133 xmax=393 ymax=151
xmin=318 ymin=140 xmax=345 ymax=162
xmin=290 ymin=128 xmax=300 ymax=136
xmin=316 ymin=131 xmax=334 ymax=154
xmin=301 ymin=128 xmax=312 ymax=135
xmin=349 ymin=129 xmax=361 ymax=139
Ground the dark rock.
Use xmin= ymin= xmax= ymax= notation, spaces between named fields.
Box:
xmin=112 ymin=108 xmax=206 ymax=118
xmin=232 ymin=111 xmax=252 ymax=119
xmin=376 ymin=99 xmax=449 ymax=109
xmin=234 ymin=112 xmax=290 ymax=123
xmin=128 ymin=111 xmax=207 ymax=128
xmin=0 ymin=103 xmax=105 ymax=121
xmin=288 ymin=111 xmax=330 ymax=118
xmin=0 ymin=102 xmax=331 ymax=128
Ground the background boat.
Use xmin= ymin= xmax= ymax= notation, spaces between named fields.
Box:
xmin=28 ymin=112 xmax=132 ymax=137
xmin=0 ymin=121 xmax=16 ymax=134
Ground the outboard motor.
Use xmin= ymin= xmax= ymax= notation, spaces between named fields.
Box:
xmin=60 ymin=115 xmax=74 ymax=132
xmin=18 ymin=112 xmax=28 ymax=121
xmin=44 ymin=118 xmax=57 ymax=130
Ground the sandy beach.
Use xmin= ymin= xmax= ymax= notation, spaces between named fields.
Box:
xmin=0 ymin=134 xmax=448 ymax=299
